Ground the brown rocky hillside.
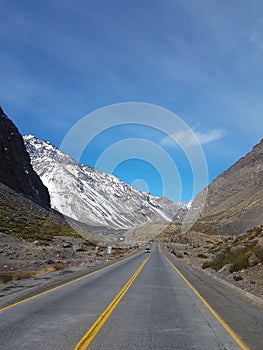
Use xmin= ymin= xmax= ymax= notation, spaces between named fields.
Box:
xmin=189 ymin=139 xmax=263 ymax=236
xmin=158 ymin=140 xmax=263 ymax=298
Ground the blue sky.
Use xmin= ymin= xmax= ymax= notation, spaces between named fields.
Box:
xmin=1 ymin=0 xmax=263 ymax=201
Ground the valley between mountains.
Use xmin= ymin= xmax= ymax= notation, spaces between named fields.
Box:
xmin=0 ymin=107 xmax=190 ymax=284
xmin=0 ymin=108 xmax=262 ymax=299
xmin=0 ymin=108 xmax=262 ymax=350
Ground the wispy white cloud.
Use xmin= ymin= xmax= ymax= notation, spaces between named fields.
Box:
xmin=194 ymin=129 xmax=225 ymax=144
xmin=160 ymin=128 xmax=225 ymax=148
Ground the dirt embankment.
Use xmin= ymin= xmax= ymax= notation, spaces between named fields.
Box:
xmin=0 ymin=232 xmax=140 ymax=285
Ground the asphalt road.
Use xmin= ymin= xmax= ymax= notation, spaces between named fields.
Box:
xmin=0 ymin=244 xmax=258 ymax=349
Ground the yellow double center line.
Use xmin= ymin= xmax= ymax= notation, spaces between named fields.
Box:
xmin=74 ymin=256 xmax=149 ymax=350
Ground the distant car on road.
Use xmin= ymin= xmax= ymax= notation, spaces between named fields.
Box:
xmin=144 ymin=248 xmax=151 ymax=253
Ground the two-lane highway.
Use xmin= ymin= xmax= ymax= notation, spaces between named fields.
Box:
xmin=0 ymin=244 xmax=249 ymax=349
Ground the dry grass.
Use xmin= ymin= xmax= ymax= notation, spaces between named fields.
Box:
xmin=0 ymin=264 xmax=64 ymax=285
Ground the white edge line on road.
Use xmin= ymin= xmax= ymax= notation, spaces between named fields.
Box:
xmin=162 ymin=252 xmax=248 ymax=350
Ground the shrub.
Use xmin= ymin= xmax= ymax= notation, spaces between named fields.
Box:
xmin=210 ymin=249 xmax=230 ymax=271
xmin=231 ymin=250 xmax=250 ymax=272
xmin=233 ymin=275 xmax=243 ymax=281
xmin=202 ymin=261 xmax=211 ymax=269
xmin=210 ymin=247 xmax=250 ymax=272
xmin=254 ymin=246 xmax=263 ymax=261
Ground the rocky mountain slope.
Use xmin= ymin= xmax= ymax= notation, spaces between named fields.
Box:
xmin=189 ymin=139 xmax=263 ymax=235
xmin=0 ymin=180 xmax=135 ymax=285
xmin=24 ymin=135 xmax=187 ymax=229
xmin=0 ymin=108 xmax=50 ymax=208
xmin=157 ymin=140 xmax=263 ymax=298
xmin=0 ymin=109 xmax=104 ymax=284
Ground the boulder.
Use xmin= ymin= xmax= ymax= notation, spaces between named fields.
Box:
xmin=217 ymin=264 xmax=232 ymax=273
xmin=46 ymin=259 xmax=54 ymax=265
xmin=171 ymin=248 xmax=184 ymax=259
xmin=248 ymin=253 xmax=260 ymax=267
xmin=62 ymin=242 xmax=71 ymax=248
xmin=73 ymin=244 xmax=84 ymax=252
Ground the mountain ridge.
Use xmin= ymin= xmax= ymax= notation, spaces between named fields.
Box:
xmin=189 ymin=138 xmax=263 ymax=235
xmin=24 ymin=134 xmax=189 ymax=229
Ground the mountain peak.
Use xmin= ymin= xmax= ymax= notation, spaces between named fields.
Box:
xmin=24 ymin=134 xmax=36 ymax=141
xmin=0 ymin=106 xmax=9 ymax=120
xmin=24 ymin=135 xmax=188 ymax=229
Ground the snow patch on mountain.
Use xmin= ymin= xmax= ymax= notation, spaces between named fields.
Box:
xmin=24 ymin=135 xmax=190 ymax=229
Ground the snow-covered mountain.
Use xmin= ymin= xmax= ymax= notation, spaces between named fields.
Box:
xmin=24 ymin=135 xmax=190 ymax=229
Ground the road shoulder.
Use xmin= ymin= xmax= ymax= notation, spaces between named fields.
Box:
xmin=161 ymin=245 xmax=263 ymax=350
xmin=0 ymin=252 xmax=141 ymax=310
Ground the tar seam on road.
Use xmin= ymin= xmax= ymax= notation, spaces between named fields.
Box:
xmin=163 ymin=253 xmax=248 ymax=350
xmin=0 ymin=253 xmax=141 ymax=313
xmin=74 ymin=256 xmax=150 ymax=350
